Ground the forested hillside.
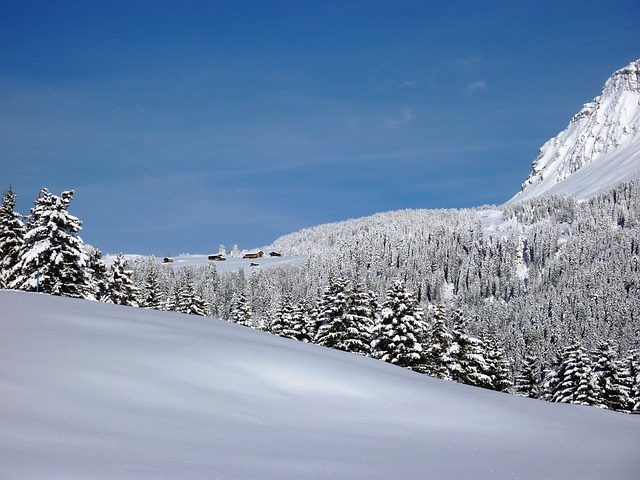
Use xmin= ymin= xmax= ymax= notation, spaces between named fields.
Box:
xmin=1 ymin=181 xmax=638 ymax=412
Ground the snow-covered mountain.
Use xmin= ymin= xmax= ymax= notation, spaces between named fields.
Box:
xmin=1 ymin=290 xmax=639 ymax=480
xmin=509 ymin=59 xmax=640 ymax=203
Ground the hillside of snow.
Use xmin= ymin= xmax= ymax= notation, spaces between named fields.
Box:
xmin=1 ymin=290 xmax=638 ymax=479
xmin=509 ymin=59 xmax=640 ymax=203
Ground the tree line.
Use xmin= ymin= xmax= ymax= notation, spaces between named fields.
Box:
xmin=1 ymin=183 xmax=638 ymax=413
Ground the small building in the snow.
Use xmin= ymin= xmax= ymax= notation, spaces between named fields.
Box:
xmin=208 ymin=254 xmax=226 ymax=261
xmin=242 ymin=250 xmax=264 ymax=259
xmin=163 ymin=257 xmax=174 ymax=263
xmin=269 ymin=251 xmax=282 ymax=257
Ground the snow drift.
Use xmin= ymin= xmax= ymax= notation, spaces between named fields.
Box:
xmin=1 ymin=290 xmax=638 ymax=479
xmin=510 ymin=59 xmax=640 ymax=202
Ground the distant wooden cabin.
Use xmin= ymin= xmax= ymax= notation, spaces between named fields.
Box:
xmin=242 ymin=250 xmax=264 ymax=259
xmin=163 ymin=257 xmax=174 ymax=263
xmin=208 ymin=254 xmax=226 ymax=261
xmin=269 ymin=251 xmax=282 ymax=257
xmin=250 ymin=262 xmax=260 ymax=267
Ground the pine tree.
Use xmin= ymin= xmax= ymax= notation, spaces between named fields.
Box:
xmin=175 ymin=277 xmax=209 ymax=316
xmin=10 ymin=189 xmax=90 ymax=298
xmin=484 ymin=335 xmax=513 ymax=393
xmin=515 ymin=349 xmax=542 ymax=398
xmin=371 ymin=280 xmax=425 ymax=370
xmin=0 ymin=186 xmax=25 ymax=288
xmin=85 ymin=246 xmax=110 ymax=302
xmin=107 ymin=254 xmax=139 ymax=306
xmin=138 ymin=265 xmax=164 ymax=310
xmin=270 ymin=293 xmax=295 ymax=337
xmin=591 ymin=340 xmax=630 ymax=411
xmin=314 ymin=277 xmax=352 ymax=351
xmin=343 ymin=281 xmax=376 ymax=356
xmin=231 ymin=292 xmax=253 ymax=327
xmin=422 ymin=304 xmax=452 ymax=379
xmin=626 ymin=350 xmax=640 ymax=413
xmin=448 ymin=309 xmax=492 ymax=389
xmin=289 ymin=299 xmax=314 ymax=342
xmin=548 ymin=341 xmax=598 ymax=406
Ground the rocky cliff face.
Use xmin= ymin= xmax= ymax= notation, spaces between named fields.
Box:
xmin=510 ymin=60 xmax=640 ymax=203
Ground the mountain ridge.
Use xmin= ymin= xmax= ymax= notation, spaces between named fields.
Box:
xmin=509 ymin=59 xmax=640 ymax=203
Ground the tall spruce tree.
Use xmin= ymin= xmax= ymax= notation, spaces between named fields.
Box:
xmin=0 ymin=186 xmax=25 ymax=288
xmin=547 ymin=341 xmax=598 ymax=406
xmin=231 ymin=292 xmax=253 ymax=327
xmin=314 ymin=277 xmax=353 ymax=351
xmin=371 ymin=280 xmax=425 ymax=370
xmin=591 ymin=340 xmax=630 ymax=411
xmin=10 ymin=189 xmax=90 ymax=298
xmin=107 ymin=254 xmax=139 ymax=306
xmin=515 ymin=349 xmax=542 ymax=398
xmin=422 ymin=304 xmax=452 ymax=379
xmin=343 ymin=281 xmax=376 ymax=356
xmin=448 ymin=309 xmax=492 ymax=389
xmin=85 ymin=246 xmax=110 ymax=302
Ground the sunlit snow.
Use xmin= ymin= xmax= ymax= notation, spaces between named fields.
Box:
xmin=1 ymin=290 xmax=638 ymax=479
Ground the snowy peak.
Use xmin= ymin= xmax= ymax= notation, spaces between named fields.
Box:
xmin=510 ymin=60 xmax=640 ymax=203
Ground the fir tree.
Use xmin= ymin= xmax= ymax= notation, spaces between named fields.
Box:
xmin=85 ymin=246 xmax=110 ymax=302
xmin=422 ymin=304 xmax=452 ymax=379
xmin=548 ymin=341 xmax=598 ymax=406
xmin=626 ymin=350 xmax=640 ymax=413
xmin=314 ymin=277 xmax=353 ymax=351
xmin=138 ymin=265 xmax=164 ymax=310
xmin=343 ymin=281 xmax=376 ymax=356
xmin=231 ymin=292 xmax=253 ymax=327
xmin=271 ymin=293 xmax=297 ymax=338
xmin=591 ymin=340 xmax=630 ymax=411
xmin=10 ymin=189 xmax=90 ymax=298
xmin=371 ymin=280 xmax=425 ymax=370
xmin=0 ymin=186 xmax=25 ymax=288
xmin=289 ymin=299 xmax=314 ymax=343
xmin=107 ymin=254 xmax=139 ymax=306
xmin=448 ymin=309 xmax=492 ymax=389
xmin=175 ymin=277 xmax=209 ymax=316
xmin=515 ymin=349 xmax=542 ymax=398
xmin=484 ymin=335 xmax=513 ymax=393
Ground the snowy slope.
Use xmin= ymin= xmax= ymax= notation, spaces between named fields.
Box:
xmin=509 ymin=59 xmax=640 ymax=203
xmin=1 ymin=291 xmax=638 ymax=479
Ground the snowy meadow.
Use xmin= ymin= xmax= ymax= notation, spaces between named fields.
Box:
xmin=1 ymin=290 xmax=639 ymax=480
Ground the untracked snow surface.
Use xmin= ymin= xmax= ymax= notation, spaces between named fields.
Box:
xmin=1 ymin=291 xmax=639 ymax=479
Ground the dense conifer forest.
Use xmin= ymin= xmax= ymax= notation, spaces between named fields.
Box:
xmin=1 ymin=181 xmax=639 ymax=412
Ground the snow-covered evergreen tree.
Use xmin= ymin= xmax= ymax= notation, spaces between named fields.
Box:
xmin=626 ymin=350 xmax=640 ymax=413
xmin=314 ymin=277 xmax=352 ymax=351
xmin=231 ymin=292 xmax=253 ymax=327
xmin=422 ymin=304 xmax=452 ymax=379
xmin=271 ymin=293 xmax=297 ymax=338
xmin=138 ymin=265 xmax=164 ymax=310
xmin=484 ymin=335 xmax=513 ymax=393
xmin=547 ymin=341 xmax=598 ymax=406
xmin=0 ymin=186 xmax=25 ymax=288
xmin=591 ymin=340 xmax=630 ymax=411
xmin=10 ymin=189 xmax=90 ymax=298
xmin=371 ymin=280 xmax=425 ymax=370
xmin=342 ymin=281 xmax=376 ymax=356
xmin=85 ymin=246 xmax=110 ymax=302
xmin=107 ymin=254 xmax=139 ymax=306
xmin=448 ymin=309 xmax=492 ymax=389
xmin=175 ymin=273 xmax=209 ymax=316
xmin=289 ymin=299 xmax=314 ymax=343
xmin=515 ymin=349 xmax=542 ymax=398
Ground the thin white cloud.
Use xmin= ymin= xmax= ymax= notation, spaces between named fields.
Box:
xmin=385 ymin=106 xmax=413 ymax=129
xmin=402 ymin=80 xmax=417 ymax=88
xmin=466 ymin=81 xmax=487 ymax=94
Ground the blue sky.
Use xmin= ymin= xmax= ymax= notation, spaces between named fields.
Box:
xmin=1 ymin=0 xmax=639 ymax=255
